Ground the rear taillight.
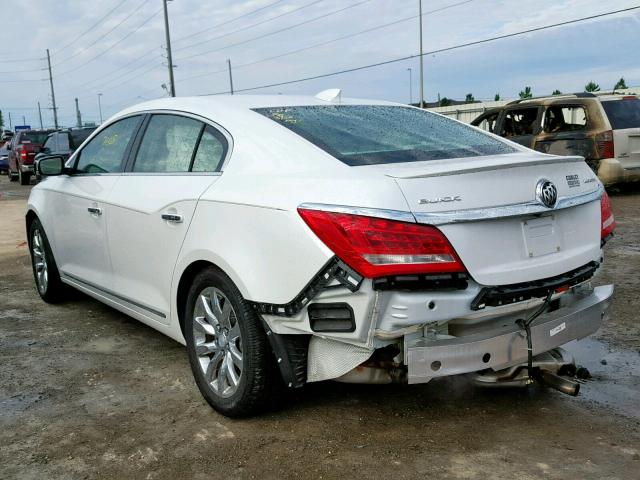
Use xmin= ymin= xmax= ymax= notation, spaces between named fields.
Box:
xmin=19 ymin=146 xmax=27 ymax=160
xmin=595 ymin=130 xmax=614 ymax=159
xmin=600 ymin=191 xmax=616 ymax=241
xmin=298 ymin=208 xmax=465 ymax=278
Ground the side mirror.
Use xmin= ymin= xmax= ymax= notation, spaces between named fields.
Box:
xmin=38 ymin=156 xmax=67 ymax=176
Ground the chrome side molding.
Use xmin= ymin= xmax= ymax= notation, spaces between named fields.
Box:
xmin=297 ymin=203 xmax=416 ymax=223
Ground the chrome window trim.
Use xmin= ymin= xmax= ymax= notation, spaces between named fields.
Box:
xmin=298 ymin=184 xmax=603 ymax=226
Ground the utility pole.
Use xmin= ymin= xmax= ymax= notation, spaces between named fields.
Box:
xmin=8 ymin=112 xmax=12 ymax=129
xmin=75 ymin=98 xmax=82 ymax=127
xmin=46 ymin=49 xmax=59 ymax=128
xmin=418 ymin=0 xmax=425 ymax=108
xmin=37 ymin=102 xmax=44 ymax=129
xmin=22 ymin=115 xmax=26 ymax=126
xmin=97 ymin=93 xmax=103 ymax=124
xmin=227 ymin=59 xmax=234 ymax=95
xmin=407 ymin=68 xmax=413 ymax=105
xmin=162 ymin=0 xmax=176 ymax=97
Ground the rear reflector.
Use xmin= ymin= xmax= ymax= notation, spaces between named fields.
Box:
xmin=600 ymin=191 xmax=616 ymax=240
xmin=298 ymin=208 xmax=465 ymax=278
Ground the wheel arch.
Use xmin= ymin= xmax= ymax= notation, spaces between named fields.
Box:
xmin=25 ymin=209 xmax=38 ymax=241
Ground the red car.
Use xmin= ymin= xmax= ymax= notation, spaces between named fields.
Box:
xmin=8 ymin=129 xmax=56 ymax=185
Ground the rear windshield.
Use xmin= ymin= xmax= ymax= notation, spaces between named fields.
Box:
xmin=20 ymin=132 xmax=50 ymax=144
xmin=601 ymin=98 xmax=640 ymax=129
xmin=70 ymin=128 xmax=96 ymax=147
xmin=253 ymin=105 xmax=517 ymax=166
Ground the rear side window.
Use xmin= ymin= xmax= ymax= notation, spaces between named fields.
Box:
xmin=543 ymin=106 xmax=587 ymax=133
xmin=133 ymin=115 xmax=203 ymax=173
xmin=75 ymin=116 xmax=141 ymax=174
xmin=57 ymin=133 xmax=70 ymax=151
xmin=475 ymin=111 xmax=500 ymax=133
xmin=254 ymin=105 xmax=516 ymax=166
xmin=43 ymin=134 xmax=58 ymax=152
xmin=601 ymin=98 xmax=640 ymax=129
xmin=191 ymin=126 xmax=227 ymax=172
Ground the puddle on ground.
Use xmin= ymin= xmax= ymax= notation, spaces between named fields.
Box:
xmin=563 ymin=338 xmax=640 ymax=418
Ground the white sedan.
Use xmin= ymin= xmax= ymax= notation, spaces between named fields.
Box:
xmin=29 ymin=91 xmax=615 ymax=416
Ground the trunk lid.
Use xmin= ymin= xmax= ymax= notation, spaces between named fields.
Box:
xmin=612 ymin=128 xmax=640 ymax=169
xmin=379 ymin=153 xmax=602 ymax=286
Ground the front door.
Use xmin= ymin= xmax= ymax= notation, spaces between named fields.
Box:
xmin=106 ymin=114 xmax=229 ymax=323
xmin=49 ymin=115 xmax=143 ymax=290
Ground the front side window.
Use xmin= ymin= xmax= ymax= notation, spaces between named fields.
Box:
xmin=501 ymin=108 xmax=540 ymax=137
xmin=133 ymin=114 xmax=203 ymax=173
xmin=43 ymin=134 xmax=58 ymax=152
xmin=254 ymin=105 xmax=516 ymax=166
xmin=75 ymin=116 xmax=141 ymax=173
xmin=543 ymin=106 xmax=587 ymax=133
xmin=191 ymin=126 xmax=227 ymax=172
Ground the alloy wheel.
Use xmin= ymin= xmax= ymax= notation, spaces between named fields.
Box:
xmin=32 ymin=228 xmax=48 ymax=294
xmin=192 ymin=287 xmax=243 ymax=398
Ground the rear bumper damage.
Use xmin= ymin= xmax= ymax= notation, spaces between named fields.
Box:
xmin=406 ymin=284 xmax=613 ymax=384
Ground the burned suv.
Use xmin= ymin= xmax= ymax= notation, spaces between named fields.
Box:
xmin=472 ymin=93 xmax=640 ymax=186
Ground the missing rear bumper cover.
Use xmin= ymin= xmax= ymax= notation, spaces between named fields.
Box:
xmin=471 ymin=261 xmax=599 ymax=310
xmin=250 ymin=258 xmax=363 ymax=317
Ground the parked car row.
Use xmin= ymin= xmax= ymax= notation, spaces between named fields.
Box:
xmin=471 ymin=93 xmax=640 ymax=186
xmin=3 ymin=127 xmax=97 ymax=184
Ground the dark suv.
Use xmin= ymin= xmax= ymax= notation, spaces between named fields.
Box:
xmin=471 ymin=93 xmax=640 ymax=185
xmin=8 ymin=129 xmax=56 ymax=185
xmin=34 ymin=128 xmax=97 ymax=181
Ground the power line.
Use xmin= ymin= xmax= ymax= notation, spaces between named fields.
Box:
xmin=56 ymin=8 xmax=163 ymax=77
xmin=53 ymin=0 xmax=151 ymax=67
xmin=200 ymin=4 xmax=640 ymax=95
xmin=173 ymin=0 xmax=288 ymax=44
xmin=173 ymin=0 xmax=326 ymax=53
xmin=179 ymin=0 xmax=476 ymax=83
xmin=176 ymin=0 xmax=373 ymax=62
xmin=52 ymin=0 xmax=130 ymax=55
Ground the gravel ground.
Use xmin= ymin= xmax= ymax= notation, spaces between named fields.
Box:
xmin=1 ymin=176 xmax=639 ymax=480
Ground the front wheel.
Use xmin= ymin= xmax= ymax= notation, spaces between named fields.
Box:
xmin=184 ymin=267 xmax=281 ymax=417
xmin=29 ymin=218 xmax=67 ymax=302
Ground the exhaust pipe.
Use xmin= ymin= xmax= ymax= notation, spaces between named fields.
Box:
xmin=533 ymin=368 xmax=580 ymax=396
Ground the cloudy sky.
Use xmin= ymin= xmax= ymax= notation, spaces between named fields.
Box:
xmin=1 ymin=0 xmax=639 ymax=128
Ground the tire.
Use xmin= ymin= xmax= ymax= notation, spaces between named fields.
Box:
xmin=184 ymin=267 xmax=281 ymax=417
xmin=19 ymin=168 xmax=30 ymax=185
xmin=9 ymin=169 xmax=18 ymax=182
xmin=28 ymin=218 xmax=68 ymax=303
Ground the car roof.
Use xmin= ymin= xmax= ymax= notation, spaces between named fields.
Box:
xmin=114 ymin=94 xmax=399 ymax=126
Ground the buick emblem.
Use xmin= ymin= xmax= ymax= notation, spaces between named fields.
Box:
xmin=536 ymin=179 xmax=558 ymax=208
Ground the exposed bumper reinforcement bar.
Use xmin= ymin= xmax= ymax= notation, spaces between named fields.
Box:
xmin=407 ymin=284 xmax=613 ymax=384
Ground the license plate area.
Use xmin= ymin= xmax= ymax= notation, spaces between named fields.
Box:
xmin=522 ymin=215 xmax=559 ymax=258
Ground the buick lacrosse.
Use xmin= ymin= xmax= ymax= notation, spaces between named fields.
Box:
xmin=28 ymin=90 xmax=614 ymax=416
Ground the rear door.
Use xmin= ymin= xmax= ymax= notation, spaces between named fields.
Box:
xmin=601 ymin=97 xmax=640 ymax=169
xmin=106 ymin=113 xmax=229 ymax=323
xmin=499 ymin=106 xmax=542 ymax=147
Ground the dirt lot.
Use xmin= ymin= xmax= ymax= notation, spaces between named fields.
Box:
xmin=1 ymin=177 xmax=639 ymax=480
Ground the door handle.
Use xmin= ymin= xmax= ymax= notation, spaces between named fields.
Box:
xmin=87 ymin=207 xmax=102 ymax=216
xmin=161 ymin=213 xmax=183 ymax=223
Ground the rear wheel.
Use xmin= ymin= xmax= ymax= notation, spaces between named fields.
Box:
xmin=29 ymin=218 xmax=67 ymax=302
xmin=184 ymin=267 xmax=280 ymax=417
xmin=9 ymin=168 xmax=18 ymax=181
